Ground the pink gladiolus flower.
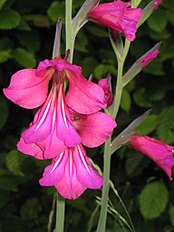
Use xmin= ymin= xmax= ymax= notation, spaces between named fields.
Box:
xmin=11 ymin=57 xmax=116 ymax=160
xmin=153 ymin=0 xmax=163 ymax=10
xmin=129 ymin=134 xmax=174 ymax=180
xmin=39 ymin=144 xmax=103 ymax=199
xmin=98 ymin=78 xmax=113 ymax=105
xmin=3 ymin=56 xmax=106 ymax=114
xmin=88 ymin=0 xmax=142 ymax=41
xmin=17 ymin=99 xmax=116 ymax=160
xmin=139 ymin=48 xmax=159 ymax=68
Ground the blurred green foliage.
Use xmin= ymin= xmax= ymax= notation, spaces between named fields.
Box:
xmin=0 ymin=0 xmax=174 ymax=231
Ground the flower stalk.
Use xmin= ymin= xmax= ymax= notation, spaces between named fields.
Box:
xmin=97 ymin=38 xmax=131 ymax=232
xmin=65 ymin=0 xmax=73 ymax=62
xmin=55 ymin=193 xmax=65 ymax=232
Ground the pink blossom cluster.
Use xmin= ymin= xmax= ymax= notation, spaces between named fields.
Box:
xmin=3 ymin=57 xmax=116 ymax=199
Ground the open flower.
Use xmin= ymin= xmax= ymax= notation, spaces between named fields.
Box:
xmin=129 ymin=134 xmax=174 ymax=180
xmin=13 ymin=57 xmax=116 ymax=160
xmin=39 ymin=144 xmax=103 ymax=199
xmin=88 ymin=0 xmax=142 ymax=41
xmin=17 ymin=97 xmax=116 ymax=160
xmin=3 ymin=56 xmax=106 ymax=114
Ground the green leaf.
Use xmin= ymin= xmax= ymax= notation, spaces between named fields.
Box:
xmin=156 ymin=107 xmax=174 ymax=143
xmin=0 ymin=176 xmax=24 ymax=191
xmin=87 ymin=25 xmax=108 ymax=37
xmin=0 ymin=8 xmax=21 ymax=29
xmin=147 ymin=9 xmax=168 ymax=32
xmin=0 ymin=97 xmax=9 ymax=129
xmin=169 ymin=206 xmax=174 ymax=226
xmin=12 ymin=48 xmax=36 ymax=68
xmin=125 ymin=151 xmax=149 ymax=177
xmin=20 ymin=198 xmax=41 ymax=220
xmin=0 ymin=0 xmax=7 ymax=9
xmin=139 ymin=182 xmax=168 ymax=219
xmin=0 ymin=49 xmax=11 ymax=63
xmin=133 ymin=88 xmax=152 ymax=108
xmin=94 ymin=64 xmax=116 ymax=80
xmin=16 ymin=31 xmax=40 ymax=52
xmin=81 ymin=57 xmax=98 ymax=77
xmin=47 ymin=2 xmax=65 ymax=23
xmin=136 ymin=114 xmax=159 ymax=135
xmin=24 ymin=14 xmax=50 ymax=27
xmin=120 ymin=89 xmax=131 ymax=113
xmin=5 ymin=150 xmax=25 ymax=176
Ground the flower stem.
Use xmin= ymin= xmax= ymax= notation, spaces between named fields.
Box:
xmin=55 ymin=193 xmax=65 ymax=232
xmin=97 ymin=39 xmax=131 ymax=232
xmin=65 ymin=0 xmax=74 ymax=62
xmin=96 ymin=138 xmax=111 ymax=232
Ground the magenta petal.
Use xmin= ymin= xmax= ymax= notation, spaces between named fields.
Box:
xmin=75 ymin=145 xmax=103 ymax=188
xmin=88 ymin=0 xmax=142 ymax=42
xmin=39 ymin=151 xmax=67 ymax=186
xmin=55 ymin=160 xmax=87 ymax=200
xmin=56 ymin=95 xmax=82 ymax=147
xmin=37 ymin=132 xmax=66 ymax=159
xmin=73 ymin=112 xmax=117 ymax=147
xmin=65 ymin=70 xmax=106 ymax=114
xmin=40 ymin=145 xmax=103 ymax=199
xmin=40 ymin=148 xmax=86 ymax=199
xmin=17 ymin=137 xmax=44 ymax=160
xmin=18 ymin=133 xmax=66 ymax=160
xmin=3 ymin=69 xmax=51 ymax=109
xmin=21 ymin=104 xmax=53 ymax=144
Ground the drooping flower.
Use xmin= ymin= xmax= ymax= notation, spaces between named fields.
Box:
xmin=129 ymin=134 xmax=174 ymax=180
xmin=3 ymin=56 xmax=106 ymax=114
xmin=98 ymin=78 xmax=113 ymax=105
xmin=88 ymin=0 xmax=142 ymax=41
xmin=39 ymin=144 xmax=103 ymax=199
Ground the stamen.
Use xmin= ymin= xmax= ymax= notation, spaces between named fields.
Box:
xmin=51 ymin=152 xmax=64 ymax=173
xmin=77 ymin=145 xmax=91 ymax=174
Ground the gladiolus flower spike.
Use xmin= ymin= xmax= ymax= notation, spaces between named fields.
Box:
xmin=3 ymin=56 xmax=116 ymax=199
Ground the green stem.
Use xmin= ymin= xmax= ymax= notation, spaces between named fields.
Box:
xmin=112 ymin=61 xmax=123 ymax=119
xmin=97 ymin=39 xmax=131 ymax=232
xmin=96 ymin=138 xmax=111 ymax=232
xmin=65 ymin=0 xmax=74 ymax=62
xmin=55 ymin=193 xmax=65 ymax=232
